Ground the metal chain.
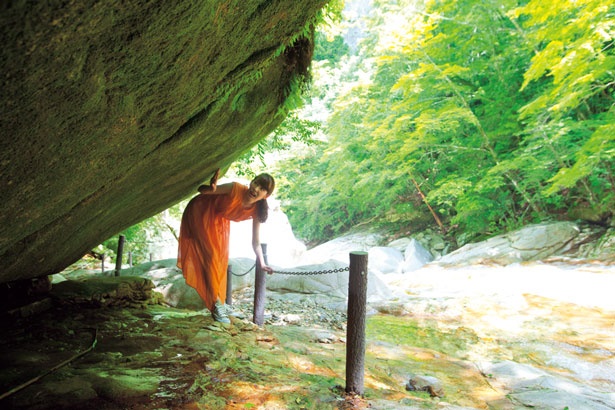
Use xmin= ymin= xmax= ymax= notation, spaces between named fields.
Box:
xmin=229 ymin=264 xmax=256 ymax=277
xmin=272 ymin=266 xmax=349 ymax=276
xmin=230 ymin=263 xmax=350 ymax=276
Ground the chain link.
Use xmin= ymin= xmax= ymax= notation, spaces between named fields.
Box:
xmin=272 ymin=266 xmax=349 ymax=276
xmin=229 ymin=264 xmax=255 ymax=277
xmin=229 ymin=264 xmax=350 ymax=276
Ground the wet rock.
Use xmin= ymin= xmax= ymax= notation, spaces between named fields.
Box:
xmin=89 ymin=369 xmax=161 ymax=401
xmin=405 ymin=374 xmax=444 ymax=397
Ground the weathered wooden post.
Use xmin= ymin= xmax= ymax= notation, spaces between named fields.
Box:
xmin=226 ymin=265 xmax=233 ymax=306
xmin=101 ymin=254 xmax=105 ymax=274
xmin=346 ymin=251 xmax=368 ymax=395
xmin=114 ymin=235 xmax=125 ymax=277
xmin=253 ymin=243 xmax=267 ymax=326
xmin=128 ymin=251 xmax=133 ymax=267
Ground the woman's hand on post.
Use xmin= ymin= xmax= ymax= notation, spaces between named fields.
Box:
xmin=262 ymin=264 xmax=274 ymax=275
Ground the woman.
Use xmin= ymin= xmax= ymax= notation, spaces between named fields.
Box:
xmin=177 ymin=169 xmax=275 ymax=323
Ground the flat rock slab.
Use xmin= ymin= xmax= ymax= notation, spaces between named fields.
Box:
xmin=51 ymin=276 xmax=159 ymax=307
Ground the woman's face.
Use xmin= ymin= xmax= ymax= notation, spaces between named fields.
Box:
xmin=246 ymin=181 xmax=269 ymax=203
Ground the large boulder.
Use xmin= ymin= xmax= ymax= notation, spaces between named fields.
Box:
xmin=0 ymin=0 xmax=328 ymax=284
xmin=265 ymin=259 xmax=394 ymax=303
xmin=401 ymin=238 xmax=434 ymax=272
xmin=435 ymin=221 xmax=580 ymax=266
xmin=298 ymin=230 xmax=386 ymax=265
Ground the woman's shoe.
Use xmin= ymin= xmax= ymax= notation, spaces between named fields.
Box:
xmin=212 ymin=301 xmax=231 ymax=324
xmin=223 ymin=304 xmax=246 ymax=319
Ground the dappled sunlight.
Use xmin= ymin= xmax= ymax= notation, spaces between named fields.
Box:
xmin=287 ymin=355 xmax=339 ymax=377
xmin=224 ymin=381 xmax=306 ymax=409
xmin=364 ymin=330 xmax=505 ymax=408
xmin=365 ymin=259 xmax=615 ymax=407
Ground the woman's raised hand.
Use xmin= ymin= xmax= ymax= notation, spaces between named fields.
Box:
xmin=209 ymin=168 xmax=220 ymax=191
xmin=198 ymin=168 xmax=221 ymax=193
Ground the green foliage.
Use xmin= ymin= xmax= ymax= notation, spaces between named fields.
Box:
xmin=367 ymin=315 xmax=478 ymax=359
xmin=95 ymin=0 xmax=615 ymax=251
xmin=277 ymin=0 xmax=615 ymax=243
xmin=313 ymin=31 xmax=350 ymax=65
xmin=99 ymin=208 xmax=179 ymax=265
xmin=234 ymin=111 xmax=322 ymax=177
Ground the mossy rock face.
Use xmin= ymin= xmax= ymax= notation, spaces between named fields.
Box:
xmin=0 ymin=1 xmax=326 ymax=283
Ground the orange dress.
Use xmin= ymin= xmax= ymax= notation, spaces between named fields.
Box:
xmin=177 ymin=183 xmax=255 ymax=311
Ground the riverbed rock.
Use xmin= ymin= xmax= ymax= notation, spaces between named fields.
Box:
xmin=266 ymin=259 xmax=393 ymax=303
xmin=482 ymin=360 xmax=615 ymax=410
xmin=401 ymin=238 xmax=434 ymax=272
xmin=577 ymin=227 xmax=615 ymax=260
xmin=435 ymin=221 xmax=580 ymax=266
xmin=298 ymin=231 xmax=386 ymax=265
xmin=368 ymin=246 xmax=404 ymax=274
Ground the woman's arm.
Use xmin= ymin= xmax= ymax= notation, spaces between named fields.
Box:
xmin=198 ymin=168 xmax=233 ymax=195
xmin=252 ymin=218 xmax=273 ymax=274
xmin=198 ymin=182 xmax=233 ymax=195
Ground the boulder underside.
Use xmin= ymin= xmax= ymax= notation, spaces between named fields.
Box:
xmin=0 ymin=0 xmax=327 ymax=284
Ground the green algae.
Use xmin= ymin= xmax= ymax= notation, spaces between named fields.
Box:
xmin=366 ymin=314 xmax=479 ymax=359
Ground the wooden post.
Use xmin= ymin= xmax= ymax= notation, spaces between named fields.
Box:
xmin=226 ymin=265 xmax=233 ymax=306
xmin=252 ymin=243 xmax=267 ymax=326
xmin=346 ymin=251 xmax=368 ymax=395
xmin=101 ymin=254 xmax=105 ymax=274
xmin=114 ymin=235 xmax=125 ymax=277
xmin=149 ymin=253 xmax=153 ymax=262
xmin=128 ymin=251 xmax=133 ymax=267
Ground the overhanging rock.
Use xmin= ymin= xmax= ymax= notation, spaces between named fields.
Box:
xmin=0 ymin=0 xmax=328 ymax=283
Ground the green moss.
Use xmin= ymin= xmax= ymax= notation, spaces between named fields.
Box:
xmin=366 ymin=314 xmax=478 ymax=359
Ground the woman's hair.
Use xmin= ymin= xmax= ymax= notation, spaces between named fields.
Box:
xmin=253 ymin=173 xmax=275 ymax=223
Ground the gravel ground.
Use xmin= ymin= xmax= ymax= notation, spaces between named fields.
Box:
xmin=229 ymin=286 xmax=348 ymax=332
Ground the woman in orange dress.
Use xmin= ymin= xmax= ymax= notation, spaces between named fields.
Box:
xmin=177 ymin=169 xmax=275 ymax=323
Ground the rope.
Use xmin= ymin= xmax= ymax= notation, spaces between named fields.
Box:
xmin=0 ymin=328 xmax=98 ymax=401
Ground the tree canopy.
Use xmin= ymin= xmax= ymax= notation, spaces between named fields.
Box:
xmin=277 ymin=0 xmax=615 ymax=245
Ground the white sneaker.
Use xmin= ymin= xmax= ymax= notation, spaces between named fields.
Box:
xmin=212 ymin=302 xmax=230 ymax=324
xmin=223 ymin=304 xmax=245 ymax=319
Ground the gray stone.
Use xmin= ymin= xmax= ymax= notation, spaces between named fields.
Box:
xmin=436 ymin=222 xmax=580 ymax=266
xmin=482 ymin=360 xmax=615 ymax=410
xmin=405 ymin=374 xmax=445 ymax=397
xmin=401 ymin=238 xmax=433 ymax=273
xmin=51 ymin=276 xmax=158 ymax=307
xmin=577 ymin=227 xmax=615 ymax=260
xmin=369 ymin=246 xmax=404 ymax=274
xmin=266 ymin=259 xmax=393 ymax=302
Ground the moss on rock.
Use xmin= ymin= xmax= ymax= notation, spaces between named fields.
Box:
xmin=0 ymin=0 xmax=328 ymax=283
